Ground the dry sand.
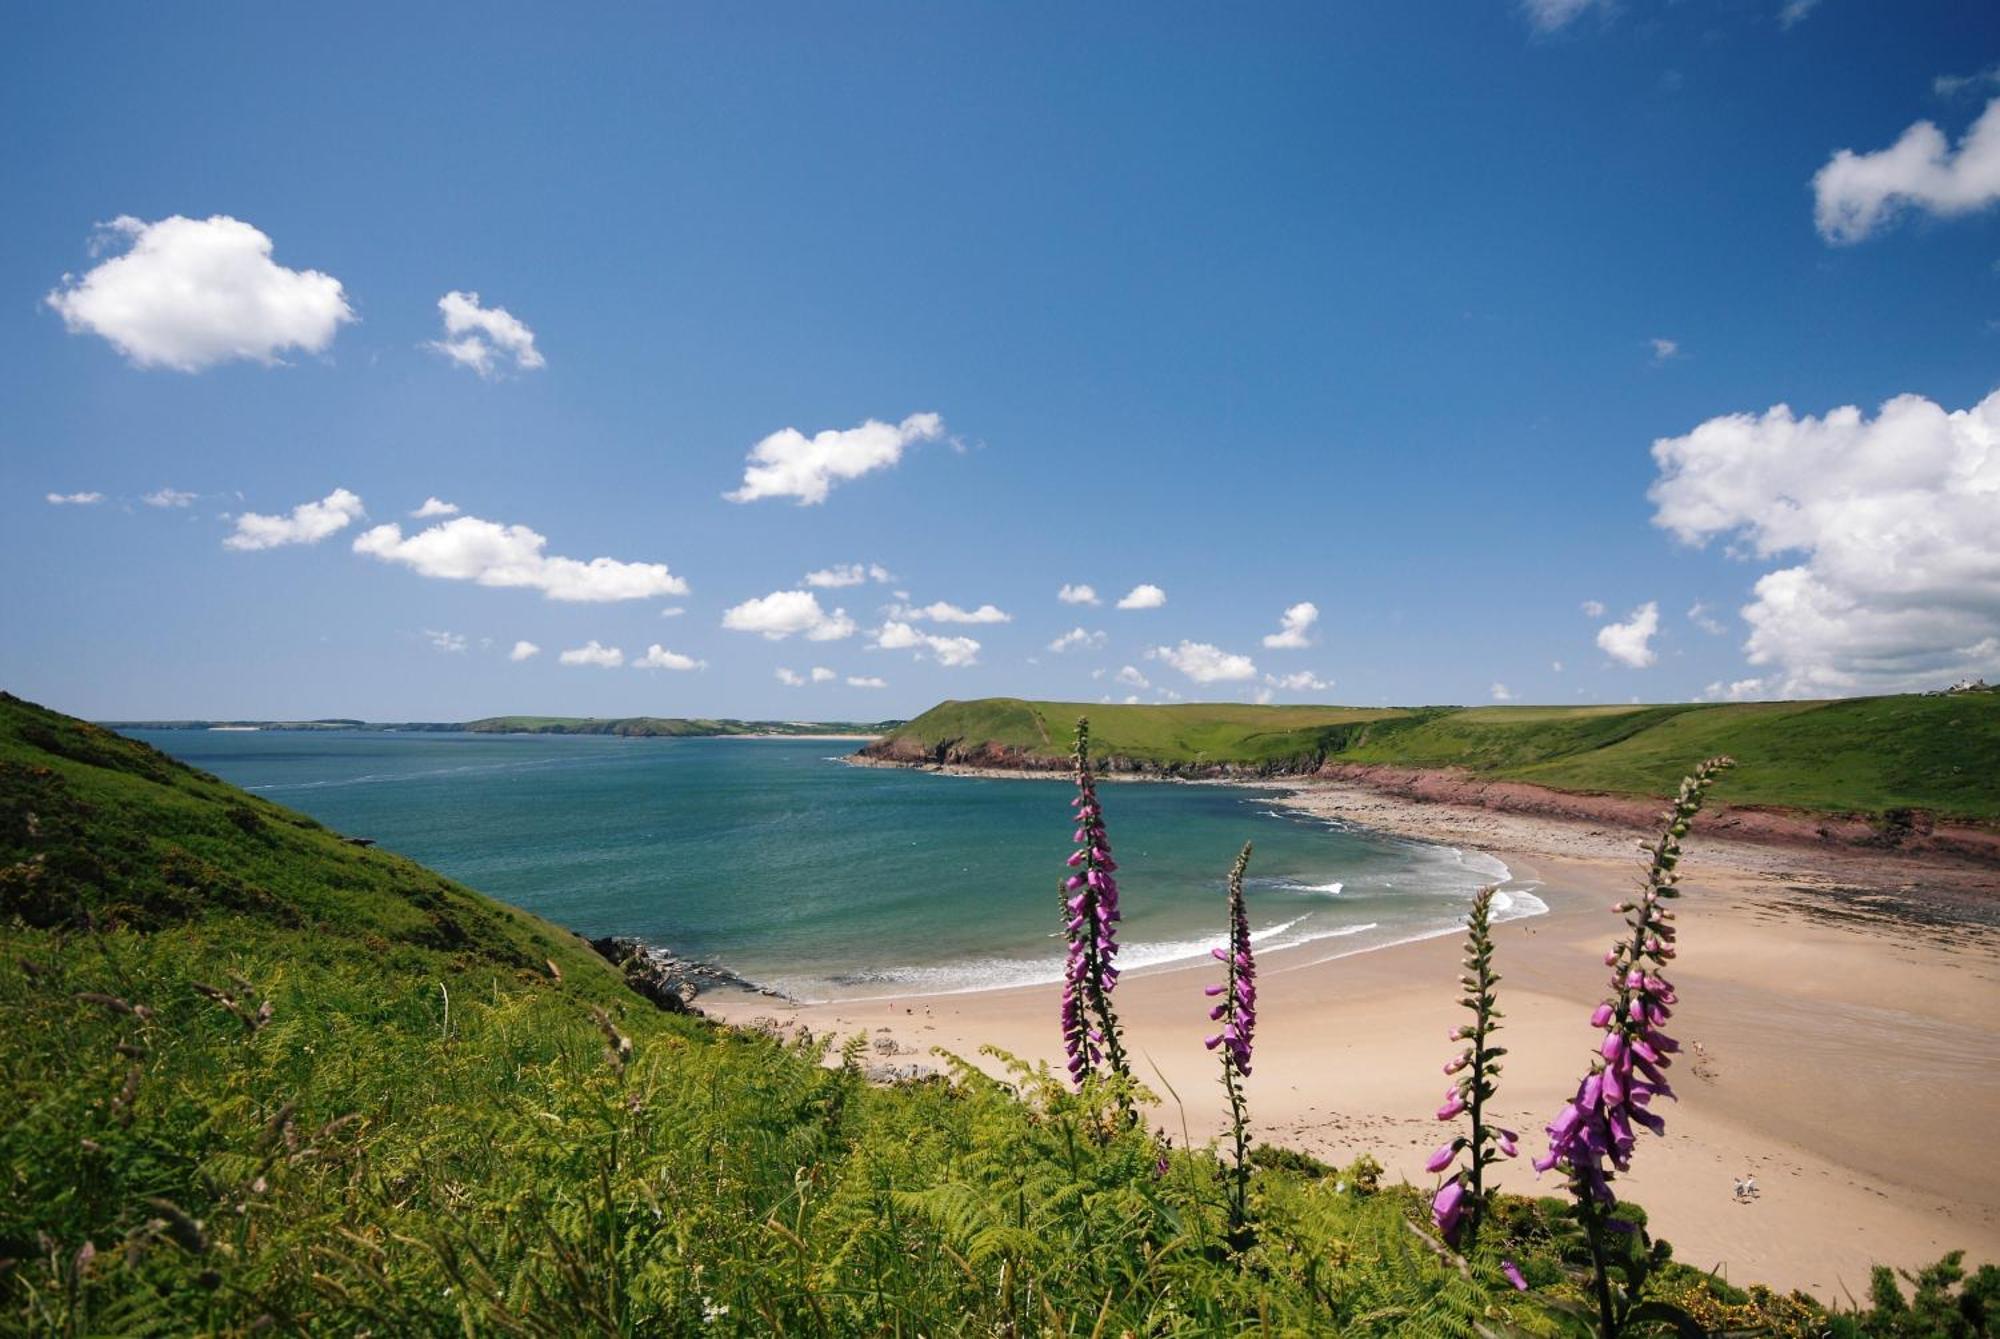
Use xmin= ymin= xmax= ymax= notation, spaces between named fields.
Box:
xmin=707 ymin=778 xmax=2000 ymax=1301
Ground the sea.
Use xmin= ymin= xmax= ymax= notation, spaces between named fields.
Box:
xmin=122 ymin=729 xmax=1544 ymax=1001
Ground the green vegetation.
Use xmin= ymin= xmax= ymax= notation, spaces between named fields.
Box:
xmin=0 ymin=692 xmax=1984 ymax=1334
xmin=873 ymin=693 xmax=2000 ymax=820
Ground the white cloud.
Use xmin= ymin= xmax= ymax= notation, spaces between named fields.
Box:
xmin=1521 ymin=0 xmax=1602 ymax=32
xmin=1261 ymin=601 xmax=1319 ymax=649
xmin=634 ymin=644 xmax=705 ymax=671
xmin=804 ymin=562 xmax=893 ymax=588
xmin=1116 ymin=583 xmax=1167 ymax=610
xmin=1552 ymin=660 xmax=1565 ymax=673
xmin=354 ymin=513 xmax=686 ymax=602
xmin=1688 ymin=601 xmax=1727 ymax=635
xmin=1148 ymin=641 xmax=1257 ymax=683
xmin=425 ymin=629 xmax=467 ymax=653
xmin=1650 ymin=338 xmax=1681 ymax=364
xmin=1935 ymin=66 xmax=2000 ymax=100
xmin=1778 ymin=0 xmax=1822 ymax=28
xmin=1115 ymin=665 xmax=1150 ymax=689
xmin=1490 ymin=682 xmax=1514 ymax=701
xmin=143 ymin=487 xmax=196 ymax=508
xmin=509 ymin=640 xmax=541 ymax=662
xmin=726 ymin=412 xmax=946 ymax=506
xmin=1703 ymin=677 xmax=1769 ymax=702
xmin=660 ymin=606 xmax=685 ymax=618
xmin=226 ymin=487 xmax=365 ymax=551
xmin=1265 ymin=670 xmax=1332 ymax=692
xmin=875 ymin=621 xmax=981 ymax=667
xmin=1595 ymin=601 xmax=1662 ymax=669
xmin=46 ymin=491 xmax=103 ymax=505
xmin=1649 ymin=387 xmax=2000 ymax=695
xmin=412 ymin=497 xmax=460 ymax=518
xmin=427 ymin=291 xmax=544 ymax=377
xmin=812 ymin=666 xmax=837 ymax=682
xmin=1048 ymin=627 xmax=1107 ymax=653
xmin=846 ymin=675 xmax=887 ymax=688
xmin=1813 ymin=98 xmax=2000 ymax=243
xmin=893 ymin=600 xmax=1011 ymax=624
xmin=720 ymin=590 xmax=856 ymax=641
xmin=1581 ymin=599 xmax=1606 ymax=618
xmin=45 ymin=215 xmax=353 ymax=371
xmin=559 ymin=640 xmax=624 ymax=668
xmin=1058 ymin=583 xmax=1101 ymax=606
xmin=775 ymin=667 xmax=805 ymax=687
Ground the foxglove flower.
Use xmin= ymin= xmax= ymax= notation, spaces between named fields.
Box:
xmin=1206 ymin=841 xmax=1257 ymax=1249
xmin=1426 ymin=884 xmax=1514 ymax=1251
xmin=1534 ymin=756 xmax=1733 ymax=1335
xmin=1059 ymin=717 xmax=1131 ymax=1092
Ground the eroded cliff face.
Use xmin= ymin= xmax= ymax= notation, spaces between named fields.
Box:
xmin=853 ymin=739 xmax=2000 ymax=866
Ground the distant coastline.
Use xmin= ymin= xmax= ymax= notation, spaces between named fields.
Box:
xmin=110 ymin=714 xmax=899 ymax=739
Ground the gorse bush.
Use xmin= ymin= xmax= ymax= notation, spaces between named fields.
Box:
xmin=0 ymin=694 xmax=1989 ymax=1335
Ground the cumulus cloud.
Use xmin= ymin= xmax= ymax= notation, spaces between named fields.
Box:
xmin=509 ymin=640 xmax=541 ymax=661
xmin=226 ymin=487 xmax=365 ymax=551
xmin=1813 ymin=98 xmax=2000 ymax=242
xmin=775 ymin=667 xmax=806 ymax=687
xmin=354 ymin=513 xmax=686 ymax=602
xmin=1265 ymin=670 xmax=1332 ymax=692
xmin=143 ymin=487 xmax=196 ymax=508
xmin=804 ymin=562 xmax=893 ymax=588
xmin=1935 ymin=65 xmax=2000 ymax=100
xmin=1261 ymin=601 xmax=1319 ymax=649
xmin=1704 ymin=677 xmax=1769 ymax=702
xmin=425 ymin=629 xmax=467 ymax=653
xmin=1581 ymin=599 xmax=1606 ymax=618
xmin=427 ymin=291 xmax=544 ymax=377
xmin=1490 ymin=682 xmax=1514 ymax=701
xmin=892 ymin=600 xmax=1011 ymax=624
xmin=412 ymin=497 xmax=459 ymax=518
xmin=726 ymin=412 xmax=946 ymax=506
xmin=46 ymin=491 xmax=103 ymax=505
xmin=1115 ymin=665 xmax=1150 ymax=689
xmin=846 ymin=675 xmax=887 ymax=688
xmin=720 ymin=590 xmax=856 ymax=641
xmin=1116 ymin=583 xmax=1167 ymax=610
xmin=634 ymin=644 xmax=705 ymax=671
xmin=1649 ymin=387 xmax=2000 ymax=695
xmin=1148 ymin=641 xmax=1257 ymax=683
xmin=875 ymin=621 xmax=980 ymax=667
xmin=559 ymin=640 xmax=624 ymax=668
xmin=1058 ymin=583 xmax=1100 ymax=606
xmin=1688 ymin=601 xmax=1727 ymax=636
xmin=45 ymin=215 xmax=353 ymax=371
xmin=1596 ymin=602 xmax=1661 ymax=668
xmin=1047 ymin=627 xmax=1107 ymax=654
xmin=660 ymin=606 xmax=685 ymax=618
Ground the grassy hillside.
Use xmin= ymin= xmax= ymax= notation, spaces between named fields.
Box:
xmin=871 ymin=693 xmax=2000 ymax=820
xmin=0 ymin=692 xmax=1963 ymax=1334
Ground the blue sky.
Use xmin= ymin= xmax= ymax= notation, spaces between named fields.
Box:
xmin=4 ymin=2 xmax=1997 ymax=720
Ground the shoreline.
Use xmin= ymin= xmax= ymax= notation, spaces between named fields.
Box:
xmin=707 ymin=771 xmax=2000 ymax=1300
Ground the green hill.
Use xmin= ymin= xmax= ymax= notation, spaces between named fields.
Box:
xmin=866 ymin=693 xmax=2000 ymax=821
xmin=0 ymin=691 xmax=1961 ymax=1333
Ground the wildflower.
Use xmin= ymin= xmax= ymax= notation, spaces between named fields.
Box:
xmin=1208 ymin=841 xmax=1257 ymax=1250
xmin=1426 ymin=884 xmax=1513 ymax=1251
xmin=1059 ymin=718 xmax=1131 ymax=1091
xmin=1535 ymin=757 xmax=1733 ymax=1337
xmin=1502 ymin=1259 xmax=1528 ymax=1292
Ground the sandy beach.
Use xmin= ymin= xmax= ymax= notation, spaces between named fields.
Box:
xmin=708 ymin=776 xmax=2000 ymax=1301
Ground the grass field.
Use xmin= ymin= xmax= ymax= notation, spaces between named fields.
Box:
xmin=873 ymin=692 xmax=2000 ymax=820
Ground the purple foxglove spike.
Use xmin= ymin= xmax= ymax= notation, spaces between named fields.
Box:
xmin=1204 ymin=984 xmax=1224 ymax=997
xmin=1437 ymin=1096 xmax=1467 ymax=1121
xmin=1432 ymin=1178 xmax=1467 ymax=1243
xmin=1590 ymin=1003 xmax=1614 ymax=1028
xmin=1581 ymin=1073 xmax=1603 ymax=1110
xmin=1496 ymin=1129 xmax=1518 ymax=1157
xmin=1600 ymin=1033 xmax=1625 ymax=1062
xmin=1426 ymin=1143 xmax=1457 ymax=1173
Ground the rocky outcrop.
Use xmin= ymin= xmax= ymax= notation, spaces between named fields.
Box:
xmin=587 ymin=936 xmax=784 ymax=1014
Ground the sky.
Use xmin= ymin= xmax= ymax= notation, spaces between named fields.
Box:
xmin=3 ymin=2 xmax=1997 ymax=721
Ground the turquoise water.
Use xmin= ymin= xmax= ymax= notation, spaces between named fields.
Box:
xmin=125 ymin=730 xmax=1539 ymax=1000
